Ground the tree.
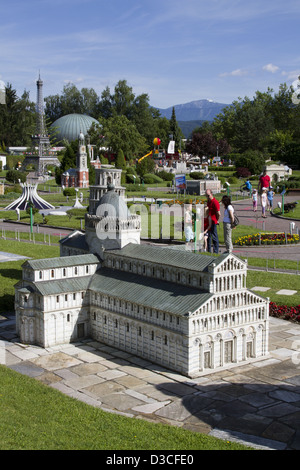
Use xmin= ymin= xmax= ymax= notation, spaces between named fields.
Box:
xmin=136 ymin=155 xmax=155 ymax=177
xmin=6 ymin=169 xmax=27 ymax=184
xmin=55 ymin=140 xmax=77 ymax=185
xmin=115 ymin=149 xmax=126 ymax=170
xmin=186 ymin=131 xmax=230 ymax=163
xmin=0 ymin=84 xmax=35 ymax=147
xmin=45 ymin=83 xmax=100 ymax=123
xmin=93 ymin=115 xmax=147 ymax=161
xmin=234 ymin=150 xmax=266 ymax=175
xmin=169 ymin=107 xmax=184 ymax=151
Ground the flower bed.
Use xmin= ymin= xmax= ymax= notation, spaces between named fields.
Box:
xmin=269 ymin=302 xmax=300 ymax=323
xmin=235 ymin=232 xmax=299 ymax=246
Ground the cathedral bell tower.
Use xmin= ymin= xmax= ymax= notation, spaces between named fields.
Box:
xmin=76 ymin=132 xmax=89 ymax=188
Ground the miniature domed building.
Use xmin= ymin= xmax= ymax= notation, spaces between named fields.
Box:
xmin=51 ymin=113 xmax=99 ymax=143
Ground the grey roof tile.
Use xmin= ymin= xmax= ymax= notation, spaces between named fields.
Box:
xmin=89 ymin=267 xmax=212 ymax=316
xmin=23 ymin=253 xmax=99 ymax=270
xmin=108 ymin=243 xmax=224 ymax=272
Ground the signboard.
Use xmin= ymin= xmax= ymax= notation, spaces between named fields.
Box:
xmin=175 ymin=174 xmax=186 ymax=190
xmin=167 ymin=140 xmax=175 ymax=154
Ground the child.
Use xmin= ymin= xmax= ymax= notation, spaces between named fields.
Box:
xmin=261 ymin=188 xmax=267 ymax=218
xmin=252 ymin=189 xmax=257 ymax=212
xmin=184 ymin=204 xmax=194 ymax=245
xmin=203 ymin=206 xmax=212 ymax=251
xmin=267 ymin=186 xmax=274 ymax=211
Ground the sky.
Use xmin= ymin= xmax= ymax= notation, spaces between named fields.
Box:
xmin=1 ymin=0 xmax=300 ymax=110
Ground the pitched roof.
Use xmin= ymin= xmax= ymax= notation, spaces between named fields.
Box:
xmin=107 ymin=243 xmax=226 ymax=272
xmin=23 ymin=253 xmax=99 ymax=270
xmin=34 ymin=276 xmax=91 ymax=295
xmin=89 ymin=267 xmax=212 ymax=316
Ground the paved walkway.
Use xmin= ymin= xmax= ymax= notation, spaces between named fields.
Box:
xmin=1 ymin=313 xmax=300 ymax=450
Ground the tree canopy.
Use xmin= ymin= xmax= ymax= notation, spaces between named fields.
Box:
xmin=210 ymin=83 xmax=300 ymax=167
xmin=0 ymin=84 xmax=36 ymax=148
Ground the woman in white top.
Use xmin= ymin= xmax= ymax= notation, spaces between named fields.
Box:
xmin=221 ymin=195 xmax=235 ymax=253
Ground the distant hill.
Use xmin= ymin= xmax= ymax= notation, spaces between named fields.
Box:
xmin=156 ymin=99 xmax=228 ymax=122
xmin=177 ymin=120 xmax=206 ymax=139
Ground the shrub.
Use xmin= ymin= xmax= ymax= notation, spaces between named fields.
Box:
xmin=157 ymin=170 xmax=174 ymax=181
xmin=236 ymin=167 xmax=251 ymax=178
xmin=142 ymin=174 xmax=164 ymax=184
xmin=6 ymin=170 xmax=27 ymax=184
xmin=63 ymin=188 xmax=76 ymax=197
xmin=227 ymin=176 xmax=239 ymax=184
xmin=190 ymin=172 xmax=203 ymax=180
xmin=126 ymin=174 xmax=141 ymax=184
xmin=269 ymin=302 xmax=300 ymax=323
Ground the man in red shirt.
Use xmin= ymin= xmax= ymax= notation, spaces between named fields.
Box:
xmin=205 ymin=189 xmax=221 ymax=253
xmin=258 ymin=169 xmax=270 ymax=194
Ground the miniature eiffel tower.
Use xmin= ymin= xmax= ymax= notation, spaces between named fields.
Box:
xmin=22 ymin=74 xmax=60 ymax=176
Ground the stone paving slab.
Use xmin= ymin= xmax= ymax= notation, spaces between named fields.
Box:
xmin=2 ymin=314 xmax=300 ymax=449
xmin=276 ymin=289 xmax=298 ymax=296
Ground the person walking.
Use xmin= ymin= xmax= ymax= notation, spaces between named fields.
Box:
xmin=184 ymin=204 xmax=194 ymax=246
xmin=261 ymin=188 xmax=267 ymax=218
xmin=252 ymin=189 xmax=258 ymax=212
xmin=203 ymin=205 xmax=212 ymax=251
xmin=221 ymin=195 xmax=235 ymax=253
xmin=258 ymin=169 xmax=270 ymax=194
xmin=205 ymin=189 xmax=220 ymax=254
xmin=267 ymin=186 xmax=275 ymax=212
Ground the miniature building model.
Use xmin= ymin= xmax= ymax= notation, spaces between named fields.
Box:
xmin=15 ymin=177 xmax=269 ymax=378
xmin=61 ymin=132 xmax=89 ymax=188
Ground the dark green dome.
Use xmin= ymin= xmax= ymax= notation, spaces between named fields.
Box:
xmin=51 ymin=113 xmax=99 ymax=143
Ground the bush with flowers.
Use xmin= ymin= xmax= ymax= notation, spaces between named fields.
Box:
xmin=235 ymin=233 xmax=299 ymax=246
xmin=269 ymin=302 xmax=300 ymax=323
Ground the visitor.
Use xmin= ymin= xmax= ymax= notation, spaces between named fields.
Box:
xmin=184 ymin=204 xmax=194 ymax=246
xmin=267 ymin=186 xmax=275 ymax=211
xmin=245 ymin=178 xmax=252 ymax=194
xmin=205 ymin=189 xmax=220 ymax=254
xmin=261 ymin=188 xmax=267 ymax=218
xmin=252 ymin=189 xmax=258 ymax=212
xmin=203 ymin=205 xmax=212 ymax=251
xmin=258 ymin=169 xmax=270 ymax=194
xmin=221 ymin=195 xmax=235 ymax=254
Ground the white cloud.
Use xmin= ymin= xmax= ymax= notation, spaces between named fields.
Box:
xmin=281 ymin=70 xmax=300 ymax=80
xmin=263 ymin=63 xmax=279 ymax=73
xmin=219 ymin=69 xmax=249 ymax=77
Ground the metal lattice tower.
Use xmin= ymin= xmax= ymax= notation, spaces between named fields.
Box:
xmin=21 ymin=73 xmax=61 ymax=176
xmin=36 ymin=73 xmax=47 ymax=136
xmin=33 ymin=73 xmax=51 ymax=161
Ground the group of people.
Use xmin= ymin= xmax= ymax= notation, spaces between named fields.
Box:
xmin=255 ymin=169 xmax=275 ymax=217
xmin=184 ymin=188 xmax=234 ymax=255
xmin=203 ymin=189 xmax=234 ymax=254
xmin=184 ymin=169 xmax=275 ymax=255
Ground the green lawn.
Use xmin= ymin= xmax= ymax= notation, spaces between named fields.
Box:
xmin=272 ymin=203 xmax=300 ymax=220
xmin=0 ymin=242 xmax=60 ymax=314
xmin=0 ymin=366 xmax=251 ymax=450
xmin=247 ymin=270 xmax=300 ymax=307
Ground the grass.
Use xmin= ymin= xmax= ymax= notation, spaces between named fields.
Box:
xmin=1 ymin=208 xmax=87 ymax=230
xmin=0 ymin=366 xmax=251 ymax=450
xmin=0 ymin=242 xmax=60 ymax=314
xmin=246 ymin=270 xmax=300 ymax=307
xmin=273 ymin=203 xmax=300 ymax=220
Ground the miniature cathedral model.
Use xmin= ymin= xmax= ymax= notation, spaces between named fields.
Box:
xmin=15 ymin=176 xmax=269 ymax=378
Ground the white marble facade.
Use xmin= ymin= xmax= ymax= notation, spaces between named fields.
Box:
xmin=15 ymin=244 xmax=269 ymax=378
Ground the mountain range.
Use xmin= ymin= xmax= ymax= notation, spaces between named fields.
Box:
xmin=157 ymin=99 xmax=228 ymax=121
xmin=156 ymin=99 xmax=229 ymax=138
